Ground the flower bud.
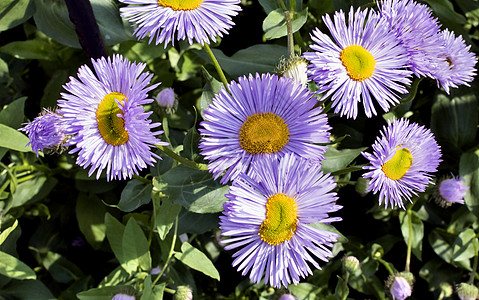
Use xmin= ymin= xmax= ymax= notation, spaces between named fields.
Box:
xmin=434 ymin=176 xmax=468 ymax=207
xmin=174 ymin=285 xmax=193 ymax=300
xmin=112 ymin=294 xmax=135 ymax=300
xmin=278 ymin=294 xmax=297 ymax=300
xmin=343 ymin=255 xmax=360 ymax=273
xmin=277 ymin=56 xmax=309 ymax=87
xmin=155 ymin=88 xmax=178 ymax=114
xmin=456 ymin=282 xmax=479 ymax=300
xmin=386 ymin=272 xmax=414 ymax=300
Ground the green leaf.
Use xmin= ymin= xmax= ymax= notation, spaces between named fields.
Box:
xmin=152 ymin=190 xmax=181 ymax=240
xmin=8 ymin=175 xmax=47 ymax=210
xmin=174 ymin=242 xmax=220 ymax=280
xmin=122 ymin=217 xmax=151 ymax=273
xmin=182 ymin=127 xmax=201 ymax=161
xmin=289 ymin=283 xmax=323 ymax=300
xmin=321 ymin=147 xmax=367 ymax=174
xmin=0 ymin=220 xmax=18 ymax=245
xmin=0 ymin=123 xmax=32 ymax=152
xmin=0 ymin=251 xmax=36 ymax=280
xmin=426 ymin=0 xmax=468 ymax=34
xmin=119 ymin=40 xmax=169 ymax=64
xmin=177 ymin=211 xmax=220 ymax=235
xmin=0 ymin=97 xmax=26 ymax=129
xmin=200 ymin=67 xmax=222 ymax=116
xmin=334 ymin=275 xmax=349 ymax=300
xmin=117 ymin=179 xmax=153 ymax=212
xmin=0 ymin=57 xmax=8 ymax=84
xmin=429 ymin=229 xmax=455 ymax=263
xmin=40 ymin=69 xmax=70 ymax=108
xmin=2 ymin=280 xmax=55 ymax=300
xmin=105 ymin=213 xmax=128 ymax=272
xmin=263 ymin=8 xmax=308 ymax=40
xmin=76 ymin=193 xmax=107 ymax=250
xmin=77 ymin=285 xmax=136 ymax=300
xmin=0 ymin=40 xmax=57 ymax=61
xmin=160 ymin=165 xmax=228 ymax=213
xmin=98 ymin=266 xmax=130 ymax=288
xmin=41 ymin=251 xmax=83 ymax=283
xmin=459 ymin=150 xmax=479 ymax=216
xmin=399 ymin=210 xmax=424 ymax=260
xmin=456 ymin=0 xmax=479 ymax=26
xmin=195 ymin=44 xmax=288 ymax=78
xmin=0 ymin=0 xmax=35 ymax=32
xmin=431 ymin=90 xmax=478 ymax=152
xmin=452 ymin=228 xmax=478 ymax=262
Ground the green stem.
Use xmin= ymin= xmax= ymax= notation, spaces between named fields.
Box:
xmin=162 ymin=116 xmax=171 ymax=145
xmin=203 ymin=43 xmax=230 ymax=92
xmin=277 ymin=0 xmax=287 ymax=10
xmin=330 ymin=165 xmax=365 ymax=177
xmin=469 ymin=240 xmax=478 ymax=284
xmin=284 ymin=11 xmax=294 ymax=58
xmin=378 ymin=257 xmax=395 ymax=275
xmin=164 ymin=287 xmax=176 ymax=294
xmin=156 ymin=145 xmax=209 ymax=171
xmin=132 ymin=174 xmax=151 ymax=184
xmin=405 ymin=207 xmax=413 ymax=272
xmin=152 ymin=217 xmax=178 ymax=287
xmin=341 ymin=272 xmax=349 ymax=300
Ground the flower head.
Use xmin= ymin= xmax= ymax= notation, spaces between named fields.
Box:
xmin=199 ymin=73 xmax=331 ymax=184
xmin=431 ymin=29 xmax=477 ymax=94
xmin=388 ymin=274 xmax=413 ymax=300
xmin=434 ymin=176 xmax=468 ymax=207
xmin=119 ymin=0 xmax=242 ymax=47
xmin=362 ymin=119 xmax=441 ymax=209
xmin=278 ymin=55 xmax=309 ymax=87
xmin=220 ymin=153 xmax=341 ymax=288
xmin=19 ymin=108 xmax=67 ymax=156
xmin=155 ymin=87 xmax=178 ymax=114
xmin=303 ymin=7 xmax=412 ymax=119
xmin=58 ymin=54 xmax=168 ymax=181
xmin=378 ymin=0 xmax=443 ymax=78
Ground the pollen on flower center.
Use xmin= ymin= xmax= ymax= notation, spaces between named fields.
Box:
xmin=157 ymin=0 xmax=202 ymax=10
xmin=239 ymin=112 xmax=290 ymax=154
xmin=259 ymin=193 xmax=298 ymax=245
xmin=96 ymin=92 xmax=129 ymax=146
xmin=382 ymin=147 xmax=413 ymax=180
xmin=340 ymin=45 xmax=376 ymax=81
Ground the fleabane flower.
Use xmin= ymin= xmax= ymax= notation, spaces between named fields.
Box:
xmin=378 ymin=0 xmax=443 ymax=78
xmin=387 ymin=272 xmax=414 ymax=300
xmin=362 ymin=119 xmax=441 ymax=209
xmin=434 ymin=176 xmax=468 ymax=207
xmin=431 ymin=29 xmax=477 ymax=94
xmin=119 ymin=0 xmax=242 ymax=47
xmin=303 ymin=7 xmax=412 ymax=119
xmin=220 ymin=153 xmax=342 ymax=288
xmin=199 ymin=73 xmax=331 ymax=184
xmin=58 ymin=54 xmax=168 ymax=181
xmin=19 ymin=108 xmax=67 ymax=156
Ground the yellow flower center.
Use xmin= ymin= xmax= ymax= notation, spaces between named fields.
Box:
xmin=96 ymin=92 xmax=129 ymax=146
xmin=157 ymin=0 xmax=202 ymax=10
xmin=239 ymin=113 xmax=290 ymax=154
xmin=382 ymin=147 xmax=413 ymax=180
xmin=259 ymin=193 xmax=298 ymax=245
xmin=340 ymin=45 xmax=376 ymax=81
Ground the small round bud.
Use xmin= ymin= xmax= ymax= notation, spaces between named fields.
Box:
xmin=155 ymin=88 xmax=178 ymax=114
xmin=343 ymin=256 xmax=360 ymax=273
xmin=174 ymin=285 xmax=193 ymax=300
xmin=456 ymin=282 xmax=479 ymax=300
xmin=277 ymin=56 xmax=309 ymax=87
xmin=112 ymin=294 xmax=135 ymax=300
xmin=434 ymin=176 xmax=468 ymax=207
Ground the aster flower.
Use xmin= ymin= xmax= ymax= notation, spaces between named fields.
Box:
xmin=434 ymin=176 xmax=468 ymax=207
xmin=19 ymin=108 xmax=67 ymax=156
xmin=378 ymin=0 xmax=444 ymax=78
xmin=119 ymin=0 xmax=242 ymax=47
xmin=58 ymin=54 xmax=168 ymax=181
xmin=303 ymin=7 xmax=412 ymax=119
xmin=362 ymin=119 xmax=441 ymax=209
xmin=431 ymin=29 xmax=477 ymax=94
xmin=388 ymin=274 xmax=413 ymax=300
xmin=220 ymin=153 xmax=341 ymax=288
xmin=199 ymin=73 xmax=331 ymax=184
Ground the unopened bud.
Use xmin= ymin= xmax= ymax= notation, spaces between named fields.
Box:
xmin=456 ymin=282 xmax=479 ymax=300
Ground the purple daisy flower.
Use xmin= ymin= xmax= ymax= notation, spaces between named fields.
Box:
xmin=199 ymin=73 xmax=331 ymax=184
xmin=58 ymin=54 xmax=168 ymax=181
xmin=220 ymin=153 xmax=341 ymax=288
xmin=378 ymin=0 xmax=443 ymax=78
xmin=19 ymin=108 xmax=67 ymax=157
xmin=303 ymin=7 xmax=412 ymax=119
xmin=362 ymin=119 xmax=441 ymax=209
xmin=434 ymin=176 xmax=468 ymax=207
xmin=119 ymin=0 xmax=242 ymax=47
xmin=431 ymin=29 xmax=477 ymax=94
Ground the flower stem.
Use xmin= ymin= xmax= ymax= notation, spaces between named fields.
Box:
xmin=132 ymin=174 xmax=151 ymax=184
xmin=341 ymin=272 xmax=349 ymax=300
xmin=330 ymin=165 xmax=365 ymax=177
xmin=284 ymin=11 xmax=295 ymax=58
xmin=378 ymin=257 xmax=395 ymax=275
xmin=469 ymin=240 xmax=478 ymax=284
xmin=156 ymin=145 xmax=209 ymax=171
xmin=405 ymin=206 xmax=413 ymax=272
xmin=152 ymin=216 xmax=178 ymax=287
xmin=203 ymin=43 xmax=230 ymax=92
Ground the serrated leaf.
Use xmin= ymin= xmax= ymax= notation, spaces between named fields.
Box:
xmin=160 ymin=166 xmax=228 ymax=213
xmin=0 ymin=251 xmax=36 ymax=280
xmin=76 ymin=193 xmax=106 ymax=249
xmin=174 ymin=242 xmax=220 ymax=280
xmin=459 ymin=150 xmax=479 ymax=216
xmin=0 ymin=123 xmax=32 ymax=152
xmin=122 ymin=217 xmax=151 ymax=272
xmin=0 ymin=0 xmax=35 ymax=32
xmin=263 ymin=8 xmax=308 ymax=40
xmin=321 ymin=147 xmax=367 ymax=174
xmin=452 ymin=228 xmax=478 ymax=262
xmin=116 ymin=179 xmax=152 ymax=212
xmin=399 ymin=210 xmax=424 ymax=260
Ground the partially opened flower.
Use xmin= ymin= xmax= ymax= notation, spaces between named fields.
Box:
xmin=20 ymin=108 xmax=67 ymax=156
xmin=199 ymin=73 xmax=331 ymax=184
xmin=378 ymin=0 xmax=443 ymax=78
xmin=303 ymin=7 xmax=412 ymax=119
xmin=362 ymin=119 xmax=441 ymax=209
xmin=278 ymin=55 xmax=309 ymax=87
xmin=431 ymin=29 xmax=477 ymax=94
xmin=434 ymin=176 xmax=468 ymax=207
xmin=387 ymin=273 xmax=414 ymax=300
xmin=58 ymin=54 xmax=168 ymax=181
xmin=220 ymin=153 xmax=341 ymax=288
xmin=119 ymin=0 xmax=242 ymax=47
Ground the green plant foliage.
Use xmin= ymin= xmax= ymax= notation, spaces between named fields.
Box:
xmin=174 ymin=242 xmax=220 ymax=281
